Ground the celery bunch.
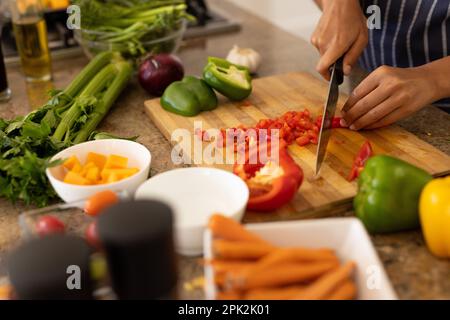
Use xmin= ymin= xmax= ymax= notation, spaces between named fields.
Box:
xmin=0 ymin=52 xmax=133 ymax=207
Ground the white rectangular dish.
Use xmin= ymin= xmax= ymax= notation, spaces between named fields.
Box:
xmin=204 ymin=217 xmax=398 ymax=300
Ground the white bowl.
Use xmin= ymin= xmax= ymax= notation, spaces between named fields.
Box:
xmin=46 ymin=139 xmax=151 ymax=205
xmin=135 ymin=168 xmax=249 ymax=256
xmin=204 ymin=218 xmax=398 ymax=300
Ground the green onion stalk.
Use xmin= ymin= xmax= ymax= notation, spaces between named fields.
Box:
xmin=73 ymin=0 xmax=195 ymax=59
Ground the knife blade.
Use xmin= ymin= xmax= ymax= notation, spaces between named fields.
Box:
xmin=315 ymin=57 xmax=344 ymax=176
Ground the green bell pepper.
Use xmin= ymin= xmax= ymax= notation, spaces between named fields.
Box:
xmin=203 ymin=57 xmax=253 ymax=101
xmin=354 ymin=155 xmax=433 ymax=234
xmin=161 ymin=76 xmax=218 ymax=117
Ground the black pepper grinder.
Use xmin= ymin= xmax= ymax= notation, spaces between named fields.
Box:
xmin=8 ymin=235 xmax=94 ymax=300
xmin=98 ymin=200 xmax=177 ymax=300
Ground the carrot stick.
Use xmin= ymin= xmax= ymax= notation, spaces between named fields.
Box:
xmin=209 ymin=261 xmax=252 ymax=288
xmin=230 ymin=260 xmax=339 ymax=290
xmin=244 ymin=286 xmax=306 ymax=300
xmin=213 ymin=240 xmax=275 ymax=260
xmin=327 ymin=280 xmax=357 ymax=300
xmin=208 ymin=214 xmax=268 ymax=244
xmin=210 ymin=260 xmax=254 ymax=274
xmin=214 ymin=273 xmax=226 ymax=287
xmin=217 ymin=291 xmax=242 ymax=300
xmin=292 ymin=261 xmax=356 ymax=300
xmin=252 ymin=248 xmax=338 ymax=272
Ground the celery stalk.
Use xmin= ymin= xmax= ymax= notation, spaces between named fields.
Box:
xmin=52 ymin=64 xmax=118 ymax=142
xmin=73 ymin=61 xmax=133 ymax=144
xmin=64 ymin=52 xmax=114 ymax=99
xmin=24 ymin=52 xmax=114 ymax=125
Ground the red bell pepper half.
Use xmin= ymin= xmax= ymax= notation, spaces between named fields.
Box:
xmin=347 ymin=141 xmax=374 ymax=182
xmin=233 ymin=145 xmax=303 ymax=212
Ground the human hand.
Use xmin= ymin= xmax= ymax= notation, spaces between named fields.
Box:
xmin=341 ymin=66 xmax=440 ymax=130
xmin=311 ymin=0 xmax=368 ymax=80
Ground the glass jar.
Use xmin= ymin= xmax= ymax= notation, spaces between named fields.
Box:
xmin=8 ymin=0 xmax=53 ymax=82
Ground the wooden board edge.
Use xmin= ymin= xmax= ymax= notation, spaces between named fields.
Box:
xmin=144 ymin=100 xmax=173 ymax=142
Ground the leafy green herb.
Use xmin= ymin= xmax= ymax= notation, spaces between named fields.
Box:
xmin=0 ymin=52 xmax=133 ymax=207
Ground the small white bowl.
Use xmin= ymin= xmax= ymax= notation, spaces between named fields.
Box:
xmin=46 ymin=139 xmax=151 ymax=205
xmin=204 ymin=218 xmax=398 ymax=300
xmin=135 ymin=168 xmax=249 ymax=256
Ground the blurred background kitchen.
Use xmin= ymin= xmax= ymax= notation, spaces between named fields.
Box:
xmin=0 ymin=0 xmax=321 ymax=107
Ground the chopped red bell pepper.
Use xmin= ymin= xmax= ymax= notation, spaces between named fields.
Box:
xmin=233 ymin=145 xmax=303 ymax=212
xmin=198 ymin=109 xmax=320 ymax=151
xmin=315 ymin=116 xmax=344 ymax=129
xmin=347 ymin=140 xmax=374 ymax=182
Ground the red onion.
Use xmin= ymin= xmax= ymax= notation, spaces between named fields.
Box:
xmin=138 ymin=54 xmax=185 ymax=96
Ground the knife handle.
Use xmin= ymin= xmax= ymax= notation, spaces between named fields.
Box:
xmin=330 ymin=57 xmax=344 ymax=85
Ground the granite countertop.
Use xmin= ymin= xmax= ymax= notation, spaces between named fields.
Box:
xmin=1 ymin=0 xmax=450 ymax=300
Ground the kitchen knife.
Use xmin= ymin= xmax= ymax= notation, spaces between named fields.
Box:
xmin=315 ymin=57 xmax=344 ymax=176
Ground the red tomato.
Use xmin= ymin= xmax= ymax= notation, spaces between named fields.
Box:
xmin=84 ymin=190 xmax=119 ymax=217
xmin=85 ymin=221 xmax=102 ymax=250
xmin=35 ymin=216 xmax=65 ymax=237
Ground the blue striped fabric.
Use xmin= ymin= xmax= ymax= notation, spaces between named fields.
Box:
xmin=360 ymin=0 xmax=450 ymax=108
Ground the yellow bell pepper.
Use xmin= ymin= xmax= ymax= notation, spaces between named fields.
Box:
xmin=419 ymin=176 xmax=450 ymax=258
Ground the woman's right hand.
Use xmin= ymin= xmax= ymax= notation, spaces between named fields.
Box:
xmin=312 ymin=0 xmax=368 ymax=80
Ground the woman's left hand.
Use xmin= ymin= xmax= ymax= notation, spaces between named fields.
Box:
xmin=341 ymin=65 xmax=439 ymax=130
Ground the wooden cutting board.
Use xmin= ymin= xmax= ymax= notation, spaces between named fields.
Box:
xmin=144 ymin=72 xmax=450 ymax=221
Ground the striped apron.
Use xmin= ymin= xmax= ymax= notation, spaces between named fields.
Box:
xmin=360 ymin=0 xmax=450 ymax=108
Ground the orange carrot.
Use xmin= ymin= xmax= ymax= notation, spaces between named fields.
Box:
xmin=217 ymin=291 xmax=242 ymax=300
xmin=208 ymin=214 xmax=268 ymax=244
xmin=252 ymin=248 xmax=338 ymax=272
xmin=230 ymin=260 xmax=339 ymax=290
xmin=209 ymin=260 xmax=254 ymax=275
xmin=292 ymin=261 xmax=356 ymax=300
xmin=213 ymin=240 xmax=275 ymax=260
xmin=327 ymin=280 xmax=357 ymax=300
xmin=244 ymin=286 xmax=306 ymax=300
xmin=214 ymin=273 xmax=226 ymax=287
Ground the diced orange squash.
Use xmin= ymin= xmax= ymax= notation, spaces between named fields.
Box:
xmin=85 ymin=167 xmax=100 ymax=183
xmin=62 ymin=152 xmax=138 ymax=186
xmin=104 ymin=155 xmax=128 ymax=169
xmin=80 ymin=162 xmax=97 ymax=177
xmin=71 ymin=162 xmax=83 ymax=174
xmin=106 ymin=173 xmax=120 ymax=184
xmin=63 ymin=155 xmax=81 ymax=170
xmin=64 ymin=171 xmax=91 ymax=186
xmin=101 ymin=168 xmax=139 ymax=181
xmin=124 ymin=168 xmax=140 ymax=178
xmin=87 ymin=152 xmax=107 ymax=170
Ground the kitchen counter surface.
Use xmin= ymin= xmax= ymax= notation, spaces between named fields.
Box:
xmin=1 ymin=0 xmax=450 ymax=300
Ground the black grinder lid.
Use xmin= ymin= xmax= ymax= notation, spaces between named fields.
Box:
xmin=8 ymin=235 xmax=93 ymax=300
xmin=97 ymin=200 xmax=176 ymax=299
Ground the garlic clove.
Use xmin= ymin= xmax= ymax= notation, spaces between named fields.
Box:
xmin=226 ymin=45 xmax=262 ymax=74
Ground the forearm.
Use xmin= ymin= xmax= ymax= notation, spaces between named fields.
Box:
xmin=417 ymin=56 xmax=450 ymax=101
xmin=319 ymin=0 xmax=361 ymax=10
xmin=313 ymin=0 xmax=323 ymax=9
